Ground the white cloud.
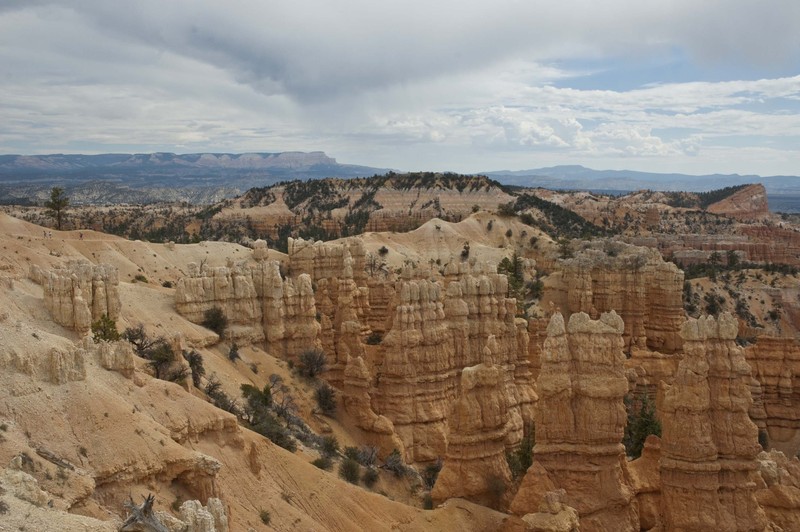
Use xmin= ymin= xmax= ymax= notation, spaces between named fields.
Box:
xmin=0 ymin=1 xmax=798 ymax=175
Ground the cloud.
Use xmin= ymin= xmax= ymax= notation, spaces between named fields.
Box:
xmin=0 ymin=1 xmax=798 ymax=175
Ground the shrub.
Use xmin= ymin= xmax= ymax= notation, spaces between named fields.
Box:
xmin=299 ymin=349 xmax=327 ymax=378
xmin=365 ymin=331 xmax=383 ymax=345
xmin=486 ymin=474 xmax=506 ymax=507
xmin=202 ymin=306 xmax=228 ymax=337
xmin=91 ymin=314 xmax=120 ymax=343
xmin=315 ymin=383 xmax=336 ymax=416
xmin=460 ymin=242 xmax=470 ymax=260
xmin=204 ymin=376 xmax=239 ymax=415
xmin=228 ymin=342 xmax=241 ymax=363
xmin=320 ymin=435 xmax=339 ymax=457
xmin=339 ymin=457 xmax=360 ymax=484
xmin=378 ymin=245 xmax=389 ymax=256
xmin=312 ymin=456 xmax=332 ymax=470
xmin=423 ymin=493 xmax=433 ymax=510
xmin=506 ymin=424 xmax=534 ymax=480
xmin=344 ymin=446 xmax=361 ymax=461
xmin=383 ymin=449 xmax=406 ymax=477
xmin=133 ymin=274 xmax=148 ymax=283
xmin=486 ymin=220 xmax=494 ymax=231
xmin=623 ymin=395 xmax=661 ymax=458
xmin=472 ymin=204 xmax=480 ymax=213
xmin=123 ymin=324 xmax=158 ymax=356
xmin=183 ymin=350 xmax=206 ymax=387
xmin=422 ymin=459 xmax=442 ymax=489
xmin=259 ymin=509 xmax=271 ymax=525
xmin=362 ymin=467 xmax=379 ymax=488
xmin=505 ymin=229 xmax=513 ymax=238
xmin=161 ymin=280 xmax=173 ymax=288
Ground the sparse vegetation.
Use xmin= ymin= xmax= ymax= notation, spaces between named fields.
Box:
xmin=506 ymin=424 xmax=534 ymax=480
xmin=422 ymin=459 xmax=443 ymax=490
xmin=623 ymin=395 xmax=661 ymax=458
xmin=339 ymin=457 xmax=361 ymax=484
xmin=44 ymin=186 xmax=69 ymax=230
xmin=259 ymin=509 xmax=271 ymax=525
xmin=202 ymin=306 xmax=228 ymax=337
xmin=383 ymin=449 xmax=407 ymax=477
xmin=315 ymin=382 xmax=337 ymax=416
xmin=299 ymin=349 xmax=327 ymax=378
xmin=91 ymin=314 xmax=120 ymax=343
xmin=362 ymin=467 xmax=379 ymax=488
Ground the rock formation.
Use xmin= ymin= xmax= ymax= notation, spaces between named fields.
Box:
xmin=745 ymin=336 xmax=800 ymax=458
xmin=513 ymin=311 xmax=638 ymax=531
xmin=658 ymin=313 xmax=768 ymax=531
xmin=32 ymin=261 xmax=120 ymax=333
xmin=554 ymin=242 xmax=684 ymax=354
xmin=175 ymin=260 xmax=262 ymax=333
xmin=706 ymin=184 xmax=770 ymax=220
xmin=627 ymin=435 xmax=662 ymax=531
xmin=755 ymin=449 xmax=800 ymax=531
xmin=431 ymin=338 xmax=512 ymax=506
xmin=519 ymin=490 xmax=580 ymax=532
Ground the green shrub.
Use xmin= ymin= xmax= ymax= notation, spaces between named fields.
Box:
xmin=362 ymin=467 xmax=379 ymax=488
xmin=623 ymin=395 xmax=661 ymax=458
xmin=320 ymin=435 xmax=339 ymax=457
xmin=339 ymin=457 xmax=360 ymax=484
xmin=161 ymin=280 xmax=173 ymax=288
xmin=365 ymin=332 xmax=383 ymax=345
xmin=133 ymin=274 xmax=148 ymax=283
xmin=383 ymin=449 xmax=406 ymax=477
xmin=228 ymin=342 xmax=241 ymax=363
xmin=506 ymin=424 xmax=534 ymax=480
xmin=312 ymin=456 xmax=332 ymax=470
xmin=422 ymin=459 xmax=442 ymax=489
xmin=183 ymin=350 xmax=205 ymax=387
xmin=299 ymin=349 xmax=327 ymax=378
xmin=91 ymin=314 xmax=120 ymax=343
xmin=315 ymin=383 xmax=336 ymax=416
xmin=259 ymin=509 xmax=271 ymax=525
xmin=202 ymin=306 xmax=228 ymax=337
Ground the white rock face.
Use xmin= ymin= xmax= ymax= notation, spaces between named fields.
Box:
xmin=31 ymin=261 xmax=120 ymax=333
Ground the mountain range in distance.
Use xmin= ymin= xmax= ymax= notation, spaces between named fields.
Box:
xmin=1 ymin=152 xmax=798 ymax=210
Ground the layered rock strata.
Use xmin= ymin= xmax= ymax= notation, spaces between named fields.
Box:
xmin=32 ymin=261 xmax=121 ymax=333
xmin=745 ymin=336 xmax=800 ymax=457
xmin=431 ymin=340 xmax=512 ymax=506
xmin=755 ymin=449 xmax=800 ymax=531
xmin=555 ymin=243 xmax=684 ymax=354
xmin=514 ymin=311 xmax=638 ymax=531
xmin=366 ymin=263 xmax=533 ymax=462
xmin=520 ymin=490 xmax=580 ymax=532
xmin=658 ymin=313 xmax=768 ymax=531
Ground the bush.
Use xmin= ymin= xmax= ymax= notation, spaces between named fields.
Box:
xmin=506 ymin=424 xmax=534 ymax=480
xmin=339 ymin=457 xmax=361 ymax=484
xmin=202 ymin=306 xmax=228 ymax=337
xmin=460 ymin=242 xmax=470 ymax=260
xmin=321 ymin=435 xmax=339 ymax=457
xmin=91 ymin=314 xmax=120 ymax=343
xmin=423 ymin=493 xmax=433 ymax=510
xmin=365 ymin=331 xmax=383 ymax=345
xmin=623 ymin=395 xmax=661 ymax=458
xmin=204 ymin=376 xmax=239 ymax=415
xmin=133 ymin=274 xmax=148 ymax=283
xmin=228 ymin=342 xmax=241 ymax=363
xmin=362 ymin=467 xmax=379 ymax=488
xmin=378 ymin=245 xmax=389 ymax=256
xmin=315 ymin=383 xmax=337 ymax=416
xmin=344 ymin=446 xmax=361 ymax=461
xmin=260 ymin=509 xmax=271 ymax=525
xmin=422 ymin=459 xmax=442 ymax=489
xmin=183 ymin=350 xmax=206 ymax=387
xmin=505 ymin=229 xmax=513 ymax=237
xmin=161 ymin=280 xmax=173 ymax=288
xmin=299 ymin=349 xmax=327 ymax=378
xmin=312 ymin=456 xmax=332 ymax=470
xmin=383 ymin=449 xmax=406 ymax=477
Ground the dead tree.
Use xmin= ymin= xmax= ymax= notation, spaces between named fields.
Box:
xmin=119 ymin=494 xmax=169 ymax=532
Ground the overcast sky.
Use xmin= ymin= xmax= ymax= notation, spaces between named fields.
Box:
xmin=2 ymin=1 xmax=799 ymax=175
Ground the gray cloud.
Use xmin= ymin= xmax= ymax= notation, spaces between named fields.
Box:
xmin=0 ymin=1 xmax=799 ymax=175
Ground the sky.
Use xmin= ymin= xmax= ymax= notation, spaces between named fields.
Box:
xmin=1 ymin=1 xmax=799 ymax=176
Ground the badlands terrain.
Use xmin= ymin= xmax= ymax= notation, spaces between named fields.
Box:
xmin=1 ymin=173 xmax=800 ymax=531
